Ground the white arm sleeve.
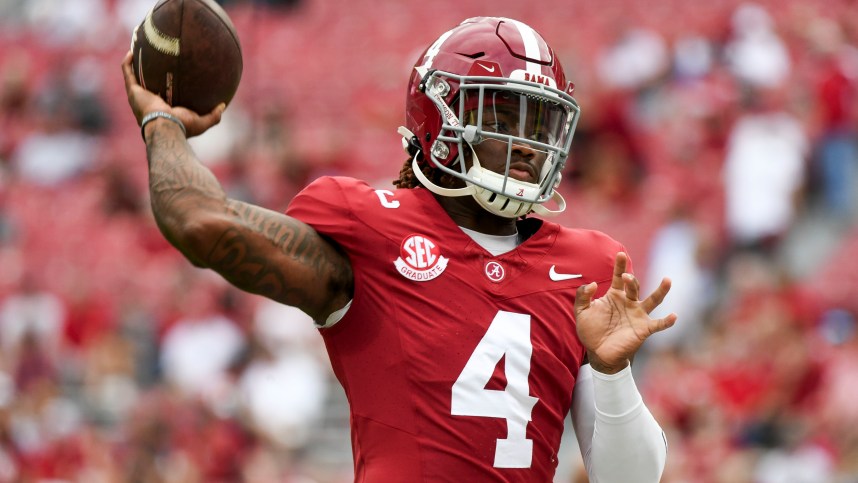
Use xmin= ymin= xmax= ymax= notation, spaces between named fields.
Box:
xmin=571 ymin=364 xmax=667 ymax=483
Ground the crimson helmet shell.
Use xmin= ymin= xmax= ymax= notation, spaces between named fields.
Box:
xmin=405 ymin=17 xmax=575 ymax=166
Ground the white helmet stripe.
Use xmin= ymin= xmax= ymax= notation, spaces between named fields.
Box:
xmin=508 ymin=19 xmax=542 ymax=75
xmin=422 ymin=29 xmax=456 ymax=70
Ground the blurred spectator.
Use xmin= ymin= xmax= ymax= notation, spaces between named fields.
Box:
xmin=120 ymin=388 xmax=254 ymax=482
xmin=81 ymin=331 xmax=139 ymax=426
xmin=62 ymin=282 xmax=116 ymax=353
xmin=755 ymin=444 xmax=837 ymax=483
xmin=807 ymin=17 xmax=858 ymax=220
xmin=9 ymin=57 xmax=110 ymax=186
xmin=724 ymin=2 xmax=791 ymax=89
xmin=816 ymin=308 xmax=858 ymax=431
xmin=723 ymin=85 xmax=808 ymax=251
xmin=672 ymin=32 xmax=716 ymax=82
xmin=0 ymin=52 xmax=32 ymax=165
xmin=643 ymin=209 xmax=715 ymax=353
xmin=11 ymin=121 xmax=96 ymax=186
xmin=238 ymin=301 xmax=329 ymax=451
xmin=158 ymin=279 xmax=246 ymax=398
xmin=597 ymin=24 xmax=670 ymax=92
xmin=0 ymin=274 xmax=64 ymax=365
xmin=567 ymin=90 xmax=649 ymax=211
xmin=64 ymin=56 xmax=111 ymax=135
xmin=23 ymin=0 xmax=110 ymax=47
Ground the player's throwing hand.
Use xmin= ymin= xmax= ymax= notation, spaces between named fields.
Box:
xmin=121 ymin=51 xmax=224 ymax=138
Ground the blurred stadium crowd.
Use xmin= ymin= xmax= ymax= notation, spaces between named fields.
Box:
xmin=0 ymin=0 xmax=857 ymax=481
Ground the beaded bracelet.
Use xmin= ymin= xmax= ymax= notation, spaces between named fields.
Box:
xmin=140 ymin=111 xmax=186 ymax=141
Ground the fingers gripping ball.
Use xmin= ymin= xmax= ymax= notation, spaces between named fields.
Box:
xmin=131 ymin=0 xmax=242 ymax=114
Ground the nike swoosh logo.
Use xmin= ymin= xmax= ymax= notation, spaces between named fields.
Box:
xmin=477 ymin=62 xmax=496 ymax=73
xmin=549 ymin=265 xmax=582 ymax=281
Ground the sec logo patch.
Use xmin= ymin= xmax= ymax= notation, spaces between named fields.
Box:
xmin=394 ymin=234 xmax=449 ymax=281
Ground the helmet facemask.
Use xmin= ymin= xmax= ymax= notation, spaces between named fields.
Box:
xmin=405 ymin=68 xmax=581 ymax=218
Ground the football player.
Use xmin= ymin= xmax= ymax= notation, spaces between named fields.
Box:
xmin=122 ymin=16 xmax=676 ymax=482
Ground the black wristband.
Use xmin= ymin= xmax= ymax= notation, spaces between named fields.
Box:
xmin=140 ymin=111 xmax=186 ymax=141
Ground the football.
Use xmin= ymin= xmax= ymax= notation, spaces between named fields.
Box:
xmin=130 ymin=0 xmax=243 ymax=114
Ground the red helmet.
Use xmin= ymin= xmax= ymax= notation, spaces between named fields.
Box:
xmin=400 ymin=17 xmax=580 ymax=217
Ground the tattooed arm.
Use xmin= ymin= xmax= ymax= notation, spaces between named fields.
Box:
xmin=124 ymin=52 xmax=353 ymax=323
xmin=146 ymin=123 xmax=353 ymax=320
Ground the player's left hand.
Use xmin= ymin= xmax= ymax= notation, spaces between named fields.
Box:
xmin=574 ymin=252 xmax=677 ymax=374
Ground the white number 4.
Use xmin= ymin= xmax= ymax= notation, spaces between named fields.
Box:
xmin=451 ymin=311 xmax=538 ymax=468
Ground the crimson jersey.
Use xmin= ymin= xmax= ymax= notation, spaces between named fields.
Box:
xmin=286 ymin=176 xmax=629 ymax=482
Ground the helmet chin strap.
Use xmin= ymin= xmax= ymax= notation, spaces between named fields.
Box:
xmin=410 ymin=156 xmax=475 ymax=198
xmin=397 ymin=127 xmax=567 ymax=217
xmin=530 ymin=191 xmax=566 ymax=217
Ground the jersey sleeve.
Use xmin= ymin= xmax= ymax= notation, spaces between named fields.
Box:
xmin=285 ymin=176 xmax=359 ymax=248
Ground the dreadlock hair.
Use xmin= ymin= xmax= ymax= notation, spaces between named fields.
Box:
xmin=393 ymin=157 xmax=425 ymax=188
